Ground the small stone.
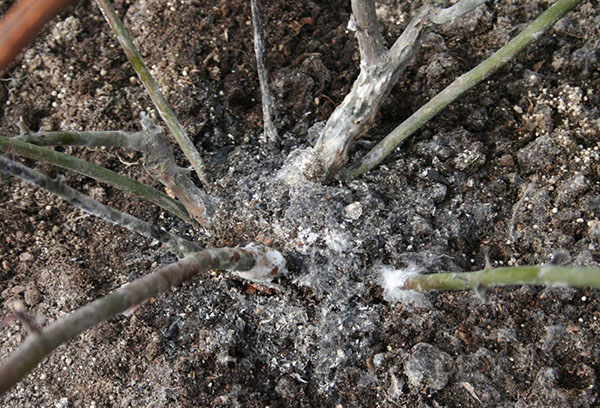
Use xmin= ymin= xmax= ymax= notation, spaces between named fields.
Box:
xmin=145 ymin=334 xmax=162 ymax=360
xmin=404 ymin=343 xmax=454 ymax=392
xmin=373 ymin=353 xmax=385 ymax=368
xmin=556 ymin=173 xmax=588 ymax=206
xmin=453 ymin=141 xmax=486 ymax=172
xmin=517 ymin=135 xmax=562 ymax=173
xmin=19 ymin=252 xmax=33 ymax=262
xmin=89 ymin=186 xmax=106 ymax=202
xmin=587 ymin=220 xmax=600 ymax=238
xmin=344 ymin=202 xmax=363 ymax=220
xmin=275 ymin=375 xmax=300 ymax=398
xmin=498 ymin=154 xmax=514 ymax=167
xmin=55 ymin=397 xmax=69 ymax=408
xmin=24 ymin=285 xmax=40 ymax=306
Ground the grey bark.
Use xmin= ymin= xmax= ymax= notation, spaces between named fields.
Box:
xmin=311 ymin=0 xmax=485 ymax=177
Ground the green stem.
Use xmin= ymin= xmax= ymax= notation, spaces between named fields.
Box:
xmin=345 ymin=0 xmax=583 ymax=179
xmin=0 ymin=136 xmax=191 ymax=222
xmin=95 ymin=0 xmax=207 ymax=183
xmin=403 ymin=265 xmax=600 ymax=292
xmin=17 ymin=129 xmax=145 ymax=149
xmin=0 ymin=156 xmax=200 ymax=255
xmin=0 ymin=244 xmax=284 ymax=395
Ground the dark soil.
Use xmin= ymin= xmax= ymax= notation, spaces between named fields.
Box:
xmin=1 ymin=0 xmax=599 ymax=406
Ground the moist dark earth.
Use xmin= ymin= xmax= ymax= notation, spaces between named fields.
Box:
xmin=1 ymin=0 xmax=599 ymax=406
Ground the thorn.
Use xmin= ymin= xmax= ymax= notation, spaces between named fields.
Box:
xmin=11 ymin=300 xmax=40 ymax=334
xmin=473 ymin=263 xmax=488 ymax=302
xmin=484 ymin=252 xmax=492 ymax=270
xmin=176 ymin=166 xmax=193 ymax=174
xmin=5 ymin=140 xmax=15 ymax=154
xmin=473 ymin=284 xmax=488 ymax=303
xmin=17 ymin=117 xmax=31 ymax=135
xmin=122 ymin=299 xmax=149 ymax=317
xmin=55 ymin=175 xmax=66 ymax=190
xmin=550 ymin=251 xmax=569 ymax=265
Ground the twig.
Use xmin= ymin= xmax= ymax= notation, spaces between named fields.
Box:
xmin=0 ymin=135 xmax=191 ymax=222
xmin=351 ymin=0 xmax=386 ymax=68
xmin=345 ymin=0 xmax=583 ymax=178
xmin=138 ymin=114 xmax=216 ymax=226
xmin=0 ymin=0 xmax=76 ymax=70
xmin=0 ymin=244 xmax=285 ymax=395
xmin=387 ymin=0 xmax=485 ymax=67
xmin=387 ymin=264 xmax=600 ymax=293
xmin=14 ymin=115 xmax=216 ymax=226
xmin=0 ymin=156 xmax=200 ymax=255
xmin=430 ymin=0 xmax=488 ymax=25
xmin=95 ymin=0 xmax=207 ymax=184
xmin=311 ymin=0 xmax=485 ymax=177
xmin=250 ymin=0 xmax=278 ymax=145
xmin=9 ymin=301 xmax=40 ymax=335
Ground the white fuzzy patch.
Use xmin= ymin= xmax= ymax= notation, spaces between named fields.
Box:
xmin=379 ymin=265 xmax=431 ymax=307
xmin=232 ymin=243 xmax=286 ymax=282
xmin=324 ymin=229 xmax=352 ymax=254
